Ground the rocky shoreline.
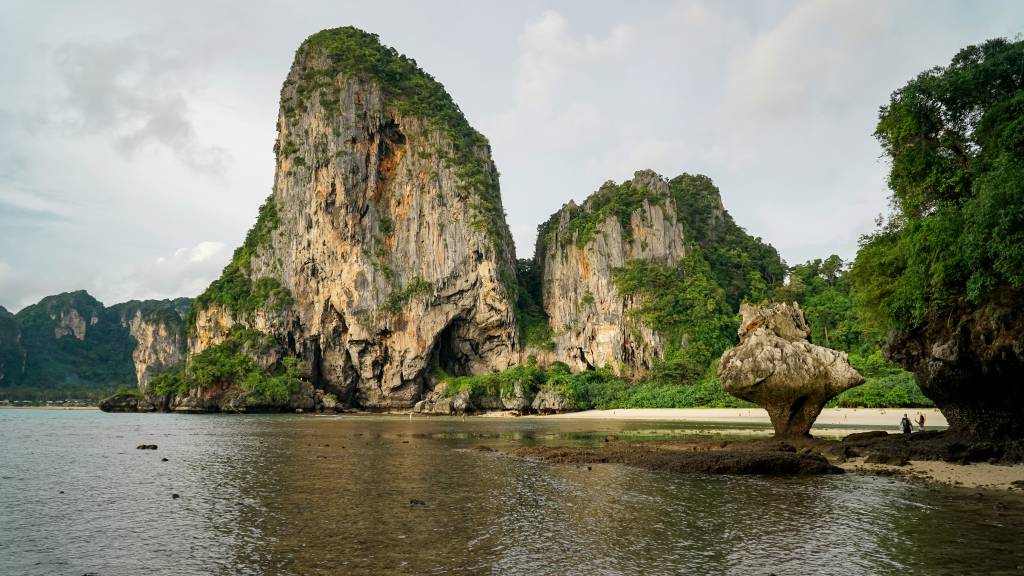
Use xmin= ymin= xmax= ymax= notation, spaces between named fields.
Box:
xmin=505 ymin=430 xmax=1024 ymax=488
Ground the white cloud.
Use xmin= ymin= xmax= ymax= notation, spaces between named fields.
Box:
xmin=114 ymin=241 xmax=229 ymax=303
xmin=516 ymin=11 xmax=631 ymax=109
xmin=45 ymin=36 xmax=230 ymax=175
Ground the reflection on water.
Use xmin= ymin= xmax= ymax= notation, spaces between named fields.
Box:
xmin=1 ymin=411 xmax=1022 ymax=575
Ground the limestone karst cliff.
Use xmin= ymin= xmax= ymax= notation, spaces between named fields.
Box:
xmin=111 ymin=299 xmax=191 ymax=390
xmin=529 ymin=170 xmax=785 ymax=379
xmin=181 ymin=27 xmax=519 ymax=410
xmin=884 ymin=288 xmax=1024 ymax=440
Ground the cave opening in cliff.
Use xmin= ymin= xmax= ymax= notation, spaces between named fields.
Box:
xmin=429 ymin=320 xmax=473 ymax=378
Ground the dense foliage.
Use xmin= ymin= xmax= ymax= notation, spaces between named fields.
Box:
xmin=514 ymin=258 xmax=555 ymax=350
xmin=189 ymin=196 xmax=293 ymax=331
xmin=290 ymin=27 xmax=514 ymax=268
xmin=441 ymin=359 xmax=752 ymax=410
xmin=828 ymin=351 xmax=933 ymax=408
xmin=851 ymin=38 xmax=1024 ymax=331
xmin=152 ymin=328 xmax=303 ymax=404
xmin=11 ymin=291 xmax=135 ymax=392
xmin=773 ymin=255 xmax=931 ymax=407
xmin=612 ymin=253 xmax=736 ymax=383
xmin=668 ymin=174 xmax=787 ymax=308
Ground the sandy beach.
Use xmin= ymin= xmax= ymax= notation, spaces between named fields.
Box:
xmin=530 ymin=407 xmax=947 ymax=429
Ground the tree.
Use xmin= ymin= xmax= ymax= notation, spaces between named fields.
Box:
xmin=852 ymin=38 xmax=1024 ymax=331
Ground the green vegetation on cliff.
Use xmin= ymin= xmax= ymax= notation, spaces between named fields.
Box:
xmin=153 ymin=328 xmax=303 ymax=404
xmin=11 ymin=292 xmax=135 ymax=395
xmin=379 ymin=277 xmax=433 ymax=314
xmin=189 ymin=196 xmax=293 ymax=331
xmin=291 ymin=27 xmax=513 ymax=264
xmin=442 ymin=360 xmax=752 ymax=410
xmin=537 ymin=179 xmax=662 ymax=248
xmin=668 ymin=174 xmax=786 ymax=308
xmin=851 ymin=38 xmax=1024 ymax=331
xmin=536 ymin=172 xmax=785 ymax=309
xmin=612 ymin=253 xmax=736 ymax=383
xmin=514 ymin=258 xmax=554 ymax=350
xmin=0 ymin=292 xmax=189 ymax=401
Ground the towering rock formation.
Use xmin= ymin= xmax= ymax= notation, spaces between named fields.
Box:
xmin=533 ymin=170 xmax=784 ymax=377
xmin=534 ymin=171 xmax=688 ymax=375
xmin=186 ymin=27 xmax=518 ymax=409
xmin=718 ymin=302 xmax=863 ymax=438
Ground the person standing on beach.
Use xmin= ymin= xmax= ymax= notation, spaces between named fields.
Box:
xmin=916 ymin=412 xmax=926 ymax=432
xmin=900 ymin=413 xmax=913 ymax=434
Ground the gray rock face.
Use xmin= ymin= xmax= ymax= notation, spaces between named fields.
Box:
xmin=536 ymin=170 xmax=688 ymax=376
xmin=718 ymin=302 xmax=864 ymax=438
xmin=413 ymin=384 xmax=471 ymax=415
xmin=531 ymin=390 xmax=577 ymax=413
xmin=188 ymin=29 xmax=519 ymax=409
xmin=884 ymin=287 xmax=1024 ymax=440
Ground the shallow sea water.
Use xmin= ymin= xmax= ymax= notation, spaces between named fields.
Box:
xmin=2 ymin=410 xmax=1023 ymax=576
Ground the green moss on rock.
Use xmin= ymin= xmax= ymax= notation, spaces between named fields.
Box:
xmin=188 ymin=196 xmax=293 ymax=331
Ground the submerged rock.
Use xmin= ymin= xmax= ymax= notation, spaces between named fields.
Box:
xmin=718 ymin=302 xmax=863 ymax=438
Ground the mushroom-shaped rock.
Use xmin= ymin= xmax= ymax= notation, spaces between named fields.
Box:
xmin=718 ymin=302 xmax=864 ymax=438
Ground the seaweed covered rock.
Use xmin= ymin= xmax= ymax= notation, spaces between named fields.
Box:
xmin=718 ymin=302 xmax=864 ymax=438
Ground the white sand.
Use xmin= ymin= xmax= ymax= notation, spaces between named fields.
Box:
xmin=531 ymin=407 xmax=947 ymax=430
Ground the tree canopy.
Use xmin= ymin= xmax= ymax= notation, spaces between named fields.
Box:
xmin=852 ymin=38 xmax=1024 ymax=330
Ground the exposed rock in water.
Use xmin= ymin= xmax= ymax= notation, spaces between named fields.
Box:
xmin=839 ymin=429 xmax=1024 ymax=464
xmin=718 ymin=302 xmax=864 ymax=438
xmin=884 ymin=288 xmax=1024 ymax=440
xmin=98 ymin=393 xmax=159 ymax=413
xmin=515 ymin=440 xmax=842 ymax=475
xmin=184 ymin=27 xmax=518 ymax=411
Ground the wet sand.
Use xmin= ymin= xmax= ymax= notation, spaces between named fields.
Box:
xmin=843 ymin=457 xmax=1024 ymax=491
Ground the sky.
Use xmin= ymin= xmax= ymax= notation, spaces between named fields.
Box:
xmin=1 ymin=0 xmax=1021 ymax=312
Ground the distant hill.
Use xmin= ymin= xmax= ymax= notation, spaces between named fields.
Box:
xmin=0 ymin=291 xmax=190 ymax=401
